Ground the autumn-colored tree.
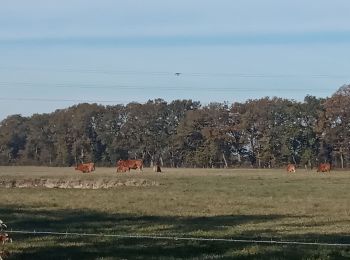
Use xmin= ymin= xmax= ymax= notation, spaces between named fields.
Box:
xmin=323 ymin=85 xmax=350 ymax=168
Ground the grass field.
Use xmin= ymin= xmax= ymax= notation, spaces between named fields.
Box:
xmin=0 ymin=166 xmax=349 ymax=259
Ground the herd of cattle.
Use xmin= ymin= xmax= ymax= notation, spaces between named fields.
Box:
xmin=74 ymin=161 xmax=332 ymax=174
xmin=75 ymin=159 xmax=161 ymax=173
xmin=286 ymin=163 xmax=331 ymax=173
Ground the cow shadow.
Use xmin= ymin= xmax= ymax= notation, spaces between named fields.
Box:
xmin=0 ymin=205 xmax=349 ymax=259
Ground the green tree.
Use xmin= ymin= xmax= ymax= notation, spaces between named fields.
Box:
xmin=0 ymin=115 xmax=28 ymax=164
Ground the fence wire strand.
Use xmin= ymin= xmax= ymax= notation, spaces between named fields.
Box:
xmin=5 ymin=229 xmax=350 ymax=247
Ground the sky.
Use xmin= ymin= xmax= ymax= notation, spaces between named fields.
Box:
xmin=0 ymin=0 xmax=350 ymax=120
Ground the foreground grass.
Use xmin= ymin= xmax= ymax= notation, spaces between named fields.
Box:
xmin=0 ymin=167 xmax=349 ymax=259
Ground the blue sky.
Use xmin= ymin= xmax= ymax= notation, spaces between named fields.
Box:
xmin=0 ymin=0 xmax=350 ymax=120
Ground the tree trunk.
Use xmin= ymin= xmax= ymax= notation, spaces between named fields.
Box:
xmin=35 ymin=146 xmax=39 ymax=160
xmin=340 ymin=152 xmax=344 ymax=169
xmin=170 ymin=150 xmax=175 ymax=168
xmin=148 ymin=151 xmax=154 ymax=167
xmin=80 ymin=148 xmax=84 ymax=163
xmin=222 ymin=153 xmax=228 ymax=168
xmin=237 ymin=152 xmax=241 ymax=163
xmin=170 ymin=153 xmax=174 ymax=168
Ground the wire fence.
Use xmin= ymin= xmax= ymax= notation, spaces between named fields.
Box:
xmin=5 ymin=229 xmax=350 ymax=247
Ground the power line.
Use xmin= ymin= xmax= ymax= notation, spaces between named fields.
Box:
xmin=0 ymin=81 xmax=336 ymax=93
xmin=0 ymin=97 xmax=126 ymax=103
xmin=6 ymin=229 xmax=350 ymax=247
xmin=0 ymin=66 xmax=349 ymax=79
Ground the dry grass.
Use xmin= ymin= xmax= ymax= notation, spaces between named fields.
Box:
xmin=0 ymin=166 xmax=349 ymax=259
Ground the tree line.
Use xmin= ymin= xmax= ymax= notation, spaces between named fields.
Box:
xmin=1 ymin=85 xmax=350 ymax=169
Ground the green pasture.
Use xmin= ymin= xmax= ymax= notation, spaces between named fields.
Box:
xmin=0 ymin=167 xmax=349 ymax=259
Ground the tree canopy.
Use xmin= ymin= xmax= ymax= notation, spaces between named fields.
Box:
xmin=1 ymin=86 xmax=350 ymax=168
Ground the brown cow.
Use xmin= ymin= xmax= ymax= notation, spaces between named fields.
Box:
xmin=75 ymin=164 xmax=89 ymax=173
xmin=116 ymin=159 xmax=143 ymax=172
xmin=75 ymin=162 xmax=95 ymax=173
xmin=317 ymin=163 xmax=331 ymax=173
xmin=116 ymin=165 xmax=129 ymax=173
xmin=286 ymin=164 xmax=296 ymax=173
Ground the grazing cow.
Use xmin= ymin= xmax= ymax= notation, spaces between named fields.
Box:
xmin=116 ymin=165 xmax=129 ymax=173
xmin=286 ymin=164 xmax=296 ymax=173
xmin=317 ymin=163 xmax=331 ymax=173
xmin=75 ymin=162 xmax=95 ymax=173
xmin=116 ymin=159 xmax=143 ymax=172
xmin=0 ymin=233 xmax=12 ymax=245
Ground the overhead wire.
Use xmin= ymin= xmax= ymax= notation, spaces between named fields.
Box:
xmin=0 ymin=97 xmax=126 ymax=103
xmin=0 ymin=66 xmax=349 ymax=79
xmin=0 ymin=81 xmax=337 ymax=93
xmin=0 ymin=66 xmax=344 ymax=103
